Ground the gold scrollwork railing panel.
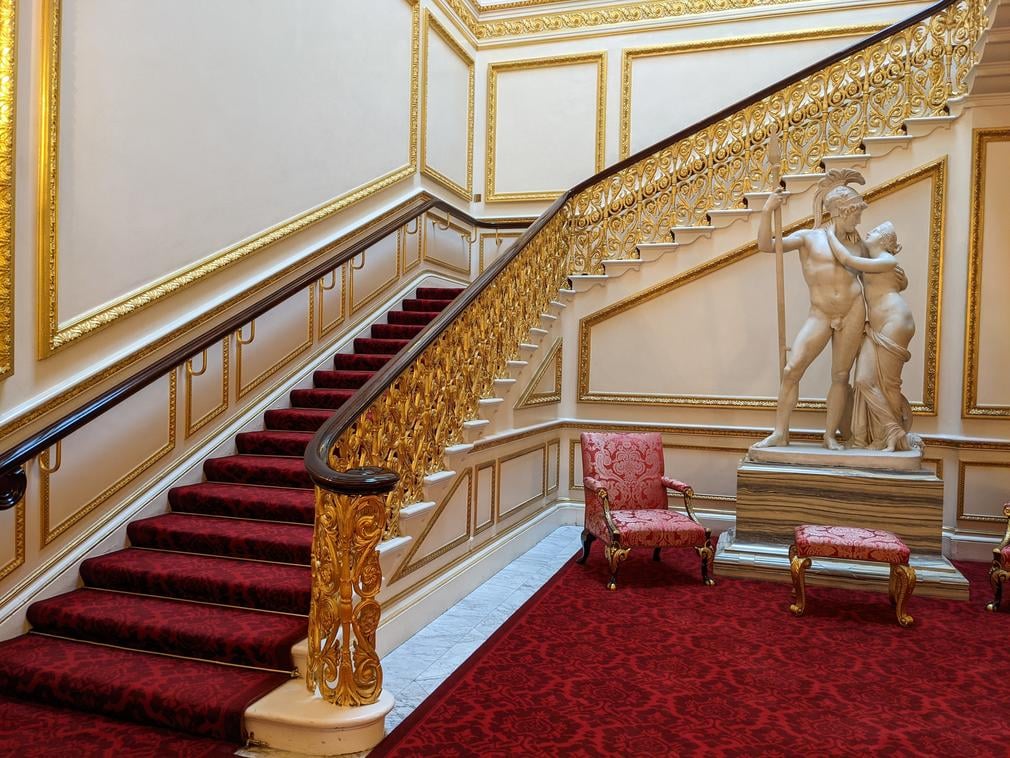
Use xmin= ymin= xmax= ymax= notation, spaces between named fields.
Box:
xmin=331 ymin=210 xmax=571 ymax=539
xmin=567 ymin=0 xmax=986 ymax=273
xmin=306 ymin=488 xmax=386 ymax=706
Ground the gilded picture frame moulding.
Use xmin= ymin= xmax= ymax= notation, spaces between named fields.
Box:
xmin=485 ymin=51 xmax=607 ymax=202
xmin=962 ymin=128 xmax=1010 ymax=419
xmin=36 ymin=0 xmax=420 ymax=358
xmin=0 ymin=0 xmax=15 ymax=382
xmin=577 ymin=158 xmax=946 ymax=414
xmin=421 ymin=10 xmax=475 ymax=202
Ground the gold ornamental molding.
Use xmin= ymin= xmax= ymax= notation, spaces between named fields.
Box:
xmin=317 ymin=265 xmax=347 ymax=339
xmin=0 ymin=0 xmax=15 ymax=382
xmin=479 ymin=230 xmax=524 ymax=272
xmin=421 ymin=11 xmax=475 ymax=201
xmin=235 ymin=287 xmax=314 ymax=400
xmin=496 ymin=441 xmax=549 ymax=521
xmin=36 ymin=0 xmax=419 ymax=357
xmin=184 ymin=338 xmax=229 ymax=439
xmin=485 ymin=52 xmax=607 ymax=202
xmin=40 ymin=371 xmax=177 ymax=547
xmin=957 ymin=460 xmax=1010 ymax=523
xmin=618 ymin=24 xmax=885 ymax=159
xmin=578 ymin=158 xmax=947 ymax=414
xmin=962 ymin=128 xmax=1010 ymax=419
xmin=350 ymin=229 xmax=404 ymax=312
xmin=473 ymin=460 xmax=496 ymax=535
xmin=424 ymin=212 xmax=475 ymax=275
xmin=516 ymin=338 xmax=562 ymax=409
xmin=0 ymin=498 xmax=25 ymax=583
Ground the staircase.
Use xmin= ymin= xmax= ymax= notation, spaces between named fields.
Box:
xmin=0 ymin=287 xmax=465 ymax=750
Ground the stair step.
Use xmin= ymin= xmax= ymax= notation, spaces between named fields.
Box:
xmin=400 ymin=298 xmax=452 ymax=312
xmin=312 ymin=369 xmax=375 ymax=389
xmin=81 ymin=549 xmax=311 ymax=614
xmin=204 ymin=455 xmax=310 ymax=490
xmin=861 ymin=134 xmax=913 ymax=156
xmin=387 ymin=310 xmax=440 ymax=325
xmin=332 ymin=352 xmax=392 ymax=371
xmin=128 ymin=514 xmax=313 ymax=565
xmin=415 ymin=287 xmax=464 ymax=300
xmin=289 ymin=388 xmax=355 ymax=409
xmin=169 ymin=483 xmax=314 ymax=524
xmin=26 ymin=588 xmax=306 ymax=671
xmin=0 ymin=694 xmax=241 ymax=754
xmin=0 ymin=634 xmax=287 ymax=742
xmin=264 ymin=407 xmax=332 ymax=432
xmin=371 ymin=322 xmax=425 ymax=340
xmin=236 ymin=430 xmax=314 ymax=456
xmin=353 ymin=338 xmax=410 ymax=355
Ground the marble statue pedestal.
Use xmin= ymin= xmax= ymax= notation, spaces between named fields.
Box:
xmin=715 ymin=452 xmax=969 ymax=600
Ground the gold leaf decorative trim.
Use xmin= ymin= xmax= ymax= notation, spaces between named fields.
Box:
xmin=0 ymin=0 xmax=15 ymax=381
xmin=516 ymin=338 xmax=562 ymax=408
xmin=473 ymin=460 xmax=496 ymax=535
xmin=41 ymin=372 xmax=177 ymax=547
xmin=578 ymin=158 xmax=946 ymax=414
xmin=236 ymin=287 xmax=314 ymax=400
xmin=390 ymin=469 xmax=472 ymax=583
xmin=184 ymin=339 xmax=229 ymax=438
xmin=962 ymin=128 xmax=1010 ymax=418
xmin=421 ymin=11 xmax=475 ymax=201
xmin=496 ymin=442 xmax=548 ymax=521
xmin=486 ymin=52 xmax=606 ymax=202
xmin=317 ymin=265 xmax=347 ymax=339
xmin=957 ymin=460 xmax=1010 ymax=523
xmin=619 ymin=25 xmax=885 ymax=159
xmin=0 ymin=498 xmax=25 ymax=582
xmin=36 ymin=0 xmax=419 ymax=357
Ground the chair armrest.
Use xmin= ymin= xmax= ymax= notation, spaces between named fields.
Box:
xmin=662 ymin=476 xmax=699 ymax=523
xmin=583 ymin=477 xmax=619 ymax=540
xmin=996 ymin=503 xmax=1010 ymax=552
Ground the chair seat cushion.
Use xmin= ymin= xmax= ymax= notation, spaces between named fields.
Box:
xmin=611 ymin=509 xmax=706 ymax=548
xmin=794 ymin=524 xmax=910 ymax=564
xmin=1001 ymin=545 xmax=1010 ymax=566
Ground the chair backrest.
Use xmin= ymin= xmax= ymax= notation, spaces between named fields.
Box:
xmin=580 ymin=432 xmax=667 ymax=510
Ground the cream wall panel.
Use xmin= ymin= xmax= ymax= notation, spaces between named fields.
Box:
xmin=474 ymin=462 xmax=495 ymax=534
xmin=235 ymin=287 xmax=312 ymax=399
xmin=423 ymin=12 xmax=474 ymax=199
xmin=425 ymin=213 xmax=473 ymax=275
xmin=498 ymin=445 xmax=546 ymax=519
xmin=974 ymin=141 xmax=1010 ymax=409
xmin=184 ymin=339 xmax=228 ymax=438
xmin=623 ymin=32 xmax=872 ymax=157
xmin=487 ymin=54 xmax=605 ymax=200
xmin=478 ymin=231 xmax=522 ymax=272
xmin=391 ymin=470 xmax=472 ymax=582
xmin=41 ymin=373 xmax=175 ymax=546
xmin=350 ymin=232 xmax=401 ymax=313
xmin=53 ymin=0 xmax=413 ymax=327
xmin=959 ymin=462 xmax=1010 ymax=522
xmin=546 ymin=440 xmax=560 ymax=493
xmin=403 ymin=222 xmax=423 ymax=274
xmin=0 ymin=500 xmax=25 ymax=583
xmin=317 ymin=267 xmax=346 ymax=339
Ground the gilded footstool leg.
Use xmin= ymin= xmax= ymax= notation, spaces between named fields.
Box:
xmin=987 ymin=566 xmax=1006 ymax=612
xmin=888 ymin=564 xmax=897 ymax=606
xmin=788 ymin=545 xmax=811 ymax=617
xmin=892 ymin=564 xmax=916 ymax=627
xmin=604 ymin=545 xmax=630 ymax=591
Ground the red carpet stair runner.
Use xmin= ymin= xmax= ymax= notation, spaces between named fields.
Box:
xmin=0 ymin=286 xmax=465 ymax=752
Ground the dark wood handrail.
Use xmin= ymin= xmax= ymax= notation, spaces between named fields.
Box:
xmin=0 ymin=192 xmax=529 ymax=508
xmin=304 ymin=0 xmax=963 ymax=492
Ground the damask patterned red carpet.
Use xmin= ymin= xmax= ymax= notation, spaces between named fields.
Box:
xmin=0 ymin=287 xmax=463 ymax=753
xmin=374 ymin=549 xmax=1007 ymax=757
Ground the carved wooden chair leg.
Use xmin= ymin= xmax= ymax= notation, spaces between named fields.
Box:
xmin=604 ymin=545 xmax=630 ymax=590
xmin=695 ymin=542 xmax=716 ymax=587
xmin=892 ymin=564 xmax=916 ymax=627
xmin=789 ymin=546 xmax=811 ymax=617
xmin=652 ymin=547 xmax=661 ymax=562
xmin=986 ymin=566 xmax=1005 ymax=612
xmin=577 ymin=529 xmax=596 ymax=564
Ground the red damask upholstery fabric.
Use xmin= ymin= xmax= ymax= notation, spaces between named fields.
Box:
xmin=581 ymin=432 xmax=667 ymax=510
xmin=611 ymin=510 xmax=706 ymax=548
xmin=794 ymin=525 xmax=910 ymax=564
xmin=1000 ymin=545 xmax=1010 ymax=566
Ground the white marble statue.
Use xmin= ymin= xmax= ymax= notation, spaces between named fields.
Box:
xmin=753 ymin=170 xmax=917 ymax=453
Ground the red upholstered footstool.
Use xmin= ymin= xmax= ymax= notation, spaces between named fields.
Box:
xmin=788 ymin=525 xmax=917 ymax=627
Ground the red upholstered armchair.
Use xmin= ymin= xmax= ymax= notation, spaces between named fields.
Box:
xmin=987 ymin=503 xmax=1010 ymax=612
xmin=577 ymin=432 xmax=715 ymax=590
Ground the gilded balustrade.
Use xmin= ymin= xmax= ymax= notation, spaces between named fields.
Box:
xmin=567 ymin=0 xmax=987 ymax=273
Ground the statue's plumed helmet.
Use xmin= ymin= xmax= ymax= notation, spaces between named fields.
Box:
xmin=823 ymin=185 xmax=868 ymax=217
xmin=812 ymin=169 xmax=867 ymax=227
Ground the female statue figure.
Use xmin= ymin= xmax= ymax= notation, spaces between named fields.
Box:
xmin=825 ymin=221 xmax=918 ymax=452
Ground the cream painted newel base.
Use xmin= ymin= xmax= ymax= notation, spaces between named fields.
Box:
xmin=715 ymin=459 xmax=969 ymax=600
xmin=244 ymin=686 xmax=394 ymax=756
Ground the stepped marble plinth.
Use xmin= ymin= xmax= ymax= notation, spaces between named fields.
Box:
xmin=716 ymin=457 xmax=969 ymax=600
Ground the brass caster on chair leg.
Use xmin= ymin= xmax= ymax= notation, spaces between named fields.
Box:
xmin=607 ymin=581 xmax=617 ymax=591
xmin=986 ymin=602 xmax=998 ymax=612
xmin=789 ymin=603 xmax=805 ymax=617
xmin=704 ymin=578 xmax=716 ymax=587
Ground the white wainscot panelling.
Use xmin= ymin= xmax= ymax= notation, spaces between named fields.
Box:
xmin=236 ymin=288 xmax=312 ymax=399
xmin=498 ymin=445 xmax=546 ymax=521
xmin=351 ymin=232 xmax=401 ymax=313
xmin=423 ymin=13 xmax=473 ymax=198
xmin=662 ymin=446 xmax=742 ymax=503
xmin=546 ymin=440 xmax=560 ymax=493
xmin=976 ymin=142 xmax=1010 ymax=408
xmin=474 ymin=462 xmax=495 ymax=534
xmin=42 ymin=374 xmax=175 ymax=546
xmin=56 ymin=0 xmax=413 ymax=322
xmin=185 ymin=338 xmax=228 ymax=437
xmin=489 ymin=57 xmax=603 ymax=199
xmin=393 ymin=471 xmax=472 ymax=582
xmin=479 ymin=231 xmax=522 ymax=273
xmin=960 ymin=462 xmax=1010 ymax=521
xmin=317 ymin=267 xmax=346 ymax=338
xmin=425 ymin=215 xmax=473 ymax=276
xmin=625 ymin=34 xmax=869 ymax=156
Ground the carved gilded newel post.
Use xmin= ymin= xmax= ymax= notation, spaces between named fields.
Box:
xmin=305 ymin=466 xmax=398 ymax=706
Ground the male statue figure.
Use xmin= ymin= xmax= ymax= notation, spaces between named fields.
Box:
xmin=754 ymin=171 xmax=870 ymax=450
